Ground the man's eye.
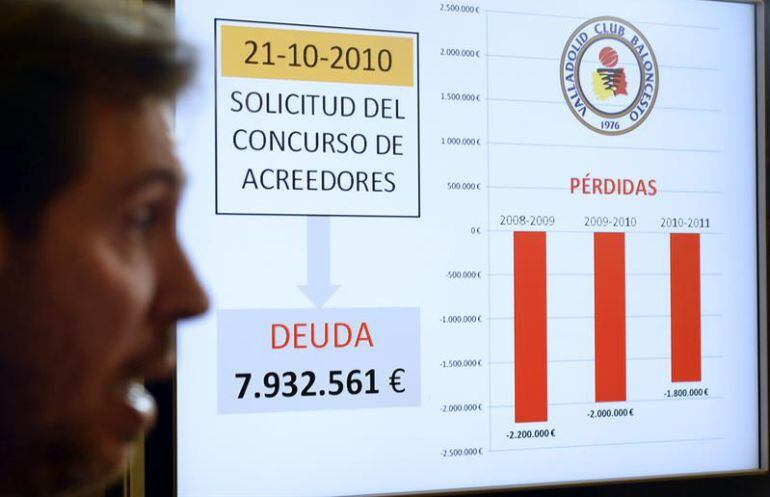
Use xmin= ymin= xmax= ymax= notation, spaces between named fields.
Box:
xmin=126 ymin=207 xmax=158 ymax=233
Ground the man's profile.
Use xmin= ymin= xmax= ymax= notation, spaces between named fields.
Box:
xmin=0 ymin=0 xmax=209 ymax=495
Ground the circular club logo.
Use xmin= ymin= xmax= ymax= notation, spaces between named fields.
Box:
xmin=561 ymin=17 xmax=659 ymax=135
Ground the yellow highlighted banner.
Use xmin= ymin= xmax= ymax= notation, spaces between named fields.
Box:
xmin=220 ymin=25 xmax=415 ymax=87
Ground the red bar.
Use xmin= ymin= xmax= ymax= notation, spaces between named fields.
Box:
xmin=594 ymin=233 xmax=627 ymax=402
xmin=514 ymin=232 xmax=548 ymax=423
xmin=670 ymin=234 xmax=702 ymax=382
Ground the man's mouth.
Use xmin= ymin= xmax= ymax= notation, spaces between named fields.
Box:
xmin=125 ymin=381 xmax=157 ymax=420
xmin=108 ymin=348 xmax=175 ymax=441
xmin=109 ymin=380 xmax=158 ymax=441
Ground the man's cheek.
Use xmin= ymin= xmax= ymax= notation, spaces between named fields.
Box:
xmin=100 ymin=242 xmax=156 ymax=306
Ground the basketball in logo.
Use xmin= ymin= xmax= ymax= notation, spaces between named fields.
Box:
xmin=560 ymin=17 xmax=659 ymax=135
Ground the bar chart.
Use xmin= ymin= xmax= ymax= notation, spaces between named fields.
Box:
xmin=488 ymin=226 xmax=720 ymax=451
xmin=484 ymin=8 xmax=730 ymax=451
xmin=508 ymin=231 xmax=704 ymax=425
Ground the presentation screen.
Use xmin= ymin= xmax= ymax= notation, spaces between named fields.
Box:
xmin=174 ymin=0 xmax=767 ymax=496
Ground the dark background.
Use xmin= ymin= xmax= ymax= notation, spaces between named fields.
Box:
xmin=129 ymin=1 xmax=770 ymax=496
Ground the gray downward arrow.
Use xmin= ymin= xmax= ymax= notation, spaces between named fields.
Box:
xmin=299 ymin=216 xmax=339 ymax=308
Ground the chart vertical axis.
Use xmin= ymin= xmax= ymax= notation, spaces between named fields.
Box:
xmin=485 ymin=9 xmax=493 ymax=449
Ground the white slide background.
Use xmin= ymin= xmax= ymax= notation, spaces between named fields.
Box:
xmin=175 ymin=1 xmax=762 ymax=496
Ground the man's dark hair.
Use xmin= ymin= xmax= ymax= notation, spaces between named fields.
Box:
xmin=0 ymin=0 xmax=194 ymax=238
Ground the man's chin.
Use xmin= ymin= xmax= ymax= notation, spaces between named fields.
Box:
xmin=6 ymin=432 xmax=136 ymax=497
xmin=60 ymin=437 xmax=136 ymax=496
xmin=87 ymin=443 xmax=135 ymax=491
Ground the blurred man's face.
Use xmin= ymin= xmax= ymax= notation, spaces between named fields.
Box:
xmin=0 ymin=96 xmax=209 ymax=495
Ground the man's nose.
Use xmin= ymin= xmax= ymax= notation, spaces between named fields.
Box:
xmin=156 ymin=240 xmax=210 ymax=322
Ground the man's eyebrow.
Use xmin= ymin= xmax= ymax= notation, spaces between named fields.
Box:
xmin=122 ymin=168 xmax=186 ymax=195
